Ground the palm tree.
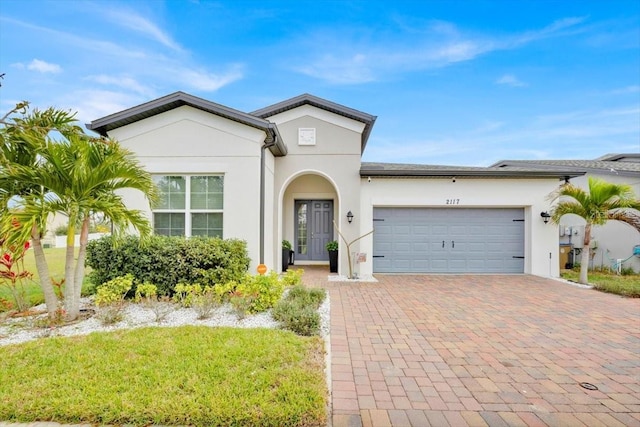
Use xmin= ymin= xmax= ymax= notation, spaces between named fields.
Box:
xmin=1 ymin=103 xmax=80 ymax=318
xmin=1 ymin=103 xmax=158 ymax=320
xmin=550 ymin=177 xmax=640 ymax=284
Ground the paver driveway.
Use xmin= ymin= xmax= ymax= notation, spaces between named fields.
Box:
xmin=306 ymin=271 xmax=640 ymax=427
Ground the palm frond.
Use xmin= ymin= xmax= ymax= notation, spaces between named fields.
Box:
xmin=607 ymin=210 xmax=640 ymax=233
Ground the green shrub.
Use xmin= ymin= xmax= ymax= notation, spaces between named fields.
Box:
xmin=273 ymin=285 xmax=326 ymax=336
xmin=95 ymin=275 xmax=133 ymax=306
xmin=282 ymin=268 xmax=304 ymax=287
xmin=134 ymin=282 xmax=157 ymax=302
xmin=236 ymin=272 xmax=285 ymax=313
xmin=172 ymin=283 xmax=220 ymax=319
xmin=95 ymin=274 xmax=133 ymax=325
xmin=286 ymin=285 xmax=326 ymax=309
xmin=86 ymin=235 xmax=250 ymax=295
xmin=273 ymin=301 xmax=321 ymax=336
xmin=214 ymin=272 xmax=285 ymax=317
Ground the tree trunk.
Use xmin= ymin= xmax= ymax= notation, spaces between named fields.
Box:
xmin=579 ymin=223 xmax=592 ymax=284
xmin=72 ymin=217 xmax=90 ymax=318
xmin=63 ymin=224 xmax=78 ymax=320
xmin=30 ymin=223 xmax=59 ymax=319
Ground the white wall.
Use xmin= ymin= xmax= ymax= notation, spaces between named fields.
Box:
xmin=358 ymin=177 xmax=562 ymax=278
xmin=109 ymin=106 xmax=268 ymax=272
xmin=270 ymin=106 xmax=364 ymax=274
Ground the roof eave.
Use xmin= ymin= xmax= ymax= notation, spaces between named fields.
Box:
xmin=86 ymin=91 xmax=288 ymax=157
xmin=360 ymin=168 xmax=584 ymax=180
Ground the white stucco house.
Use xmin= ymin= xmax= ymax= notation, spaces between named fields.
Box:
xmin=87 ymin=92 xmax=584 ymax=278
xmin=493 ymin=155 xmax=640 ymax=273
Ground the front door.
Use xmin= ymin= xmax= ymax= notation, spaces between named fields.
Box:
xmin=295 ymin=200 xmax=333 ymax=261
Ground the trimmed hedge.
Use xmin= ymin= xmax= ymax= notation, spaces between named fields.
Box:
xmin=85 ymin=235 xmax=250 ymax=295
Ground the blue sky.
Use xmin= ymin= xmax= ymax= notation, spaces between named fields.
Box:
xmin=1 ymin=0 xmax=638 ymax=166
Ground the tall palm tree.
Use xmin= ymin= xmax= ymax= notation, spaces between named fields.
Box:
xmin=2 ymin=103 xmax=158 ymax=320
xmin=550 ymin=177 xmax=640 ymax=284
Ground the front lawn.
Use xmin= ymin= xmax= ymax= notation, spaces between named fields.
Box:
xmin=0 ymin=247 xmax=92 ymax=307
xmin=0 ymin=326 xmax=327 ymax=426
xmin=561 ymin=269 xmax=640 ymax=297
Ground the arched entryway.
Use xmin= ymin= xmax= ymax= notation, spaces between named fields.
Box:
xmin=279 ymin=172 xmax=340 ymax=268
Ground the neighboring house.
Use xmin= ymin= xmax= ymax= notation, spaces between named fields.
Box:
xmin=492 ymin=155 xmax=640 ymax=273
xmin=88 ymin=92 xmax=582 ymax=278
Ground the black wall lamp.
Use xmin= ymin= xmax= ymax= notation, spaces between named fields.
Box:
xmin=540 ymin=211 xmax=551 ymax=224
xmin=347 ymin=211 xmax=354 ymax=224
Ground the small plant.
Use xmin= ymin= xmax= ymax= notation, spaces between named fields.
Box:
xmin=282 ymin=240 xmax=292 ymax=250
xmin=172 ymin=283 xmax=199 ymax=308
xmin=229 ymin=290 xmax=257 ymax=320
xmin=325 ymin=241 xmax=338 ymax=251
xmin=172 ymin=283 xmax=220 ymax=319
xmin=95 ymin=274 xmax=133 ymax=325
xmin=0 ymin=240 xmax=34 ymax=312
xmin=51 ymin=278 xmax=65 ymax=301
xmin=135 ymin=282 xmax=173 ymax=323
xmin=273 ymin=285 xmax=326 ymax=336
xmin=192 ymin=286 xmax=221 ymax=320
xmin=282 ymin=268 xmax=304 ymax=287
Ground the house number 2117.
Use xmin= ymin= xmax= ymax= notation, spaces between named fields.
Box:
xmin=446 ymin=199 xmax=460 ymax=205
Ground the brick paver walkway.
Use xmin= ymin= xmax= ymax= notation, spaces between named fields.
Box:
xmin=302 ymin=268 xmax=640 ymax=427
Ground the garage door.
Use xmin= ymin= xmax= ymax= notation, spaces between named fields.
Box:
xmin=373 ymin=208 xmax=524 ymax=273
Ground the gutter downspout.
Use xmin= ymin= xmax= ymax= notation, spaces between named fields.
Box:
xmin=260 ymin=138 xmax=276 ymax=265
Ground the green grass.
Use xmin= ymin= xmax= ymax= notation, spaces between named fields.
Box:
xmin=0 ymin=247 xmax=91 ymax=307
xmin=0 ymin=326 xmax=327 ymax=426
xmin=561 ymin=269 xmax=640 ymax=297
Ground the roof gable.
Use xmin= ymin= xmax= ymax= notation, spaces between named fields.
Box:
xmin=87 ymin=91 xmax=287 ymax=156
xmin=251 ymin=93 xmax=377 ymax=153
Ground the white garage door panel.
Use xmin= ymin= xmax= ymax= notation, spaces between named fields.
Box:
xmin=373 ymin=208 xmax=525 ymax=273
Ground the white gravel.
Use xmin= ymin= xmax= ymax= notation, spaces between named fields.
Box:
xmin=0 ymin=293 xmax=330 ymax=347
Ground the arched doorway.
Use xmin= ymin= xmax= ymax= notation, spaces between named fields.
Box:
xmin=281 ymin=172 xmax=340 ymax=266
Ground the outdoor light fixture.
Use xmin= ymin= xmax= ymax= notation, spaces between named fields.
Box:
xmin=347 ymin=211 xmax=354 ymax=223
xmin=540 ymin=211 xmax=551 ymax=224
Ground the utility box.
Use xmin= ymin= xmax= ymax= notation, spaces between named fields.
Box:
xmin=559 ymin=244 xmax=572 ymax=270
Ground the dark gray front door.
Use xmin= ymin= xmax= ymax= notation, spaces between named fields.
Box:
xmin=295 ymin=200 xmax=333 ymax=261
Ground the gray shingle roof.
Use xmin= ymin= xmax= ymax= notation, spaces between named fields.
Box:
xmin=490 ymin=157 xmax=640 ymax=176
xmin=360 ymin=162 xmax=583 ymax=179
xmin=251 ymin=93 xmax=377 ymax=153
xmin=87 ymin=92 xmax=287 ymax=156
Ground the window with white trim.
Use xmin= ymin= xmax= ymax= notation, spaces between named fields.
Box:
xmin=152 ymin=175 xmax=223 ymax=237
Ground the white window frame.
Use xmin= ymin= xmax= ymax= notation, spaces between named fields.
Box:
xmin=152 ymin=174 xmax=224 ymax=237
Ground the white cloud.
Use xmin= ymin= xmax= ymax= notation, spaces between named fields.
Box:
xmin=175 ymin=65 xmax=244 ymax=91
xmin=27 ymin=59 xmax=62 ymax=74
xmin=102 ymin=8 xmax=183 ymax=52
xmin=364 ymin=104 xmax=639 ymax=166
xmin=85 ymin=75 xmax=153 ymax=96
xmin=293 ymin=16 xmax=586 ymax=84
xmin=496 ymin=74 xmax=528 ymax=87
xmin=610 ymin=85 xmax=640 ymax=95
xmin=67 ymin=90 xmax=143 ymax=125
xmin=295 ymin=53 xmax=375 ymax=85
